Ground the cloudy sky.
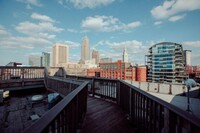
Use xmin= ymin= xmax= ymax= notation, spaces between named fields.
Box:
xmin=0 ymin=0 xmax=200 ymax=65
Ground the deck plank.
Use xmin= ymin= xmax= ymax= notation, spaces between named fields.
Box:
xmin=81 ymin=96 xmax=136 ymax=133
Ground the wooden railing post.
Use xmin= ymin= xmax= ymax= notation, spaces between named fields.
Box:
xmin=157 ymin=83 xmax=160 ymax=93
xmin=163 ymin=108 xmax=176 ymax=133
xmin=92 ymin=78 xmax=95 ymax=97
xmin=129 ymin=88 xmax=132 ymax=121
xmin=147 ymin=82 xmax=149 ymax=91
xmin=22 ymin=68 xmax=24 ymax=86
xmin=117 ymin=80 xmax=120 ymax=105
xmin=169 ymin=84 xmax=172 ymax=94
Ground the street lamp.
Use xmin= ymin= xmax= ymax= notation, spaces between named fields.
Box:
xmin=185 ymin=79 xmax=200 ymax=112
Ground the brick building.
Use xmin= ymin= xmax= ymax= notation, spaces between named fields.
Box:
xmin=87 ymin=68 xmax=100 ymax=77
xmin=87 ymin=60 xmax=147 ymax=82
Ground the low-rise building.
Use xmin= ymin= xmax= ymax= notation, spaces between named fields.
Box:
xmin=88 ymin=60 xmax=147 ymax=81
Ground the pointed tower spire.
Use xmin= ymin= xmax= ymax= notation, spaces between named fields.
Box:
xmin=123 ymin=46 xmax=128 ymax=62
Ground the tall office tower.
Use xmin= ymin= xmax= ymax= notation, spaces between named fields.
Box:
xmin=147 ymin=42 xmax=185 ymax=84
xmin=81 ymin=36 xmax=90 ymax=63
xmin=122 ymin=47 xmax=128 ymax=62
xmin=92 ymin=50 xmax=100 ymax=65
xmin=41 ymin=52 xmax=50 ymax=67
xmin=29 ymin=55 xmax=41 ymax=66
xmin=52 ymin=43 xmax=69 ymax=67
xmin=184 ymin=50 xmax=191 ymax=66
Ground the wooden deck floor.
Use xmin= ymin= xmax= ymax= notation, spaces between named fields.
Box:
xmin=81 ymin=96 xmax=136 ymax=133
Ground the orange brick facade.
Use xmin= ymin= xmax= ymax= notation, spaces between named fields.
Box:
xmin=87 ymin=68 xmax=100 ymax=77
xmin=136 ymin=66 xmax=146 ymax=82
xmin=87 ymin=60 xmax=147 ymax=82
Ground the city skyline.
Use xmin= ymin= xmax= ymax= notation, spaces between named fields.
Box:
xmin=0 ymin=0 xmax=200 ymax=65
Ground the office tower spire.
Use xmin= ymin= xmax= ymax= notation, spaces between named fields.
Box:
xmin=81 ymin=36 xmax=90 ymax=63
xmin=123 ymin=46 xmax=128 ymax=62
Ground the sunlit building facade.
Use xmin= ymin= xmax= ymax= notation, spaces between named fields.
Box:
xmin=81 ymin=36 xmax=90 ymax=63
xmin=92 ymin=50 xmax=100 ymax=65
xmin=52 ymin=43 xmax=69 ymax=67
xmin=41 ymin=52 xmax=50 ymax=67
xmin=184 ymin=50 xmax=191 ymax=66
xmin=147 ymin=42 xmax=185 ymax=83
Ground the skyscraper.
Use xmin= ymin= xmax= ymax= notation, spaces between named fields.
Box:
xmin=92 ymin=50 xmax=100 ymax=65
xmin=52 ymin=43 xmax=69 ymax=67
xmin=123 ymin=47 xmax=128 ymax=62
xmin=147 ymin=42 xmax=185 ymax=83
xmin=184 ymin=50 xmax=191 ymax=66
xmin=41 ymin=52 xmax=50 ymax=67
xmin=81 ymin=36 xmax=90 ymax=63
xmin=29 ymin=55 xmax=41 ymax=66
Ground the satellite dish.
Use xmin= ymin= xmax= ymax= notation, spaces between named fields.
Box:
xmin=185 ymin=79 xmax=199 ymax=89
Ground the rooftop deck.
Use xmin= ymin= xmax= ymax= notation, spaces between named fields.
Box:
xmin=1 ymin=67 xmax=200 ymax=133
xmin=81 ymin=96 xmax=135 ymax=133
xmin=0 ymin=89 xmax=49 ymax=133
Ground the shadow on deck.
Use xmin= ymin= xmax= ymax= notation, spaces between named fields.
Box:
xmin=81 ymin=96 xmax=136 ymax=133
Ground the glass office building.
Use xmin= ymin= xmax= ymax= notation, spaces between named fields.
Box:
xmin=147 ymin=42 xmax=185 ymax=83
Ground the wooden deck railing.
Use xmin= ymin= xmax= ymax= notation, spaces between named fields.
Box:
xmin=0 ymin=66 xmax=44 ymax=80
xmin=23 ymin=68 xmax=88 ymax=133
xmin=119 ymin=80 xmax=200 ymax=133
xmin=67 ymin=76 xmax=200 ymax=133
xmin=13 ymin=66 xmax=200 ymax=133
xmin=0 ymin=67 xmax=45 ymax=89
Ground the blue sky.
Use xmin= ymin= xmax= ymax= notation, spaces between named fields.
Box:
xmin=0 ymin=0 xmax=200 ymax=65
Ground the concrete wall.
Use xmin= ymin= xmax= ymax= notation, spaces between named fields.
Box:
xmin=126 ymin=80 xmax=199 ymax=96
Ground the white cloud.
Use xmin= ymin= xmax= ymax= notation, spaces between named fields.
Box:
xmin=182 ymin=41 xmax=200 ymax=47
xmin=126 ymin=21 xmax=142 ymax=28
xmin=15 ymin=13 xmax=63 ymax=36
xmin=38 ymin=33 xmax=56 ymax=40
xmin=151 ymin=0 xmax=200 ymax=20
xmin=93 ymin=40 xmax=148 ymax=64
xmin=0 ymin=25 xmax=11 ymax=37
xmin=16 ymin=0 xmax=42 ymax=7
xmin=14 ymin=13 xmax=63 ymax=39
xmin=154 ymin=21 xmax=162 ymax=25
xmin=65 ymin=0 xmax=115 ymax=9
xmin=81 ymin=16 xmax=141 ymax=32
xmin=31 ymin=13 xmax=55 ymax=23
xmin=64 ymin=41 xmax=80 ymax=48
xmin=0 ymin=36 xmax=51 ymax=49
xmin=0 ymin=25 xmax=54 ymax=50
xmin=168 ymin=14 xmax=186 ymax=22
xmin=106 ymin=40 xmax=144 ymax=51
xmin=15 ymin=21 xmax=63 ymax=35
